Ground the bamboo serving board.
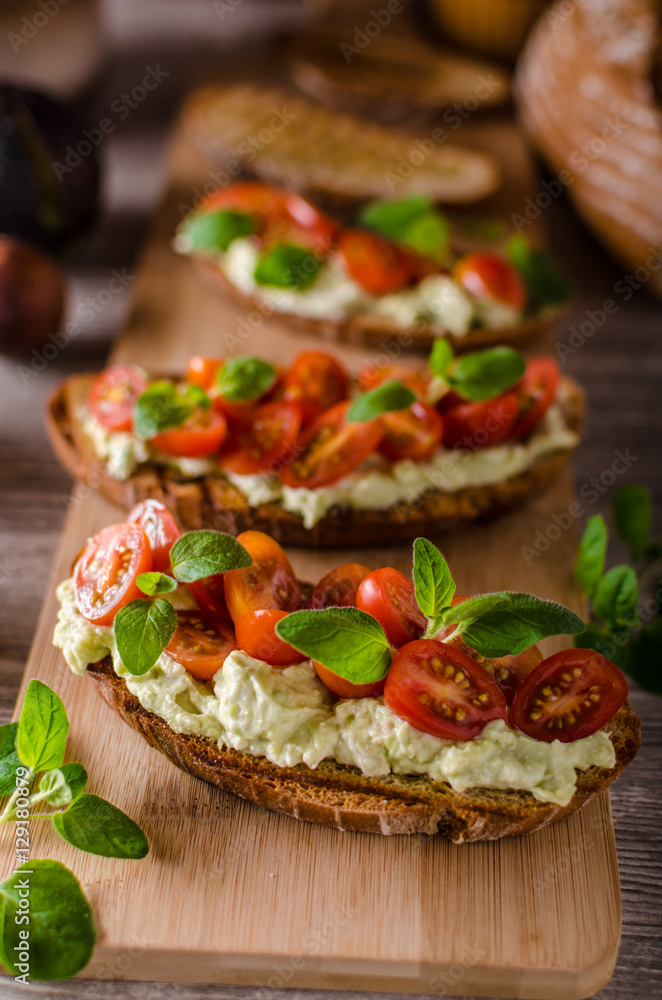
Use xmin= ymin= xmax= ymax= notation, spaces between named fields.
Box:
xmin=0 ymin=106 xmax=622 ymax=997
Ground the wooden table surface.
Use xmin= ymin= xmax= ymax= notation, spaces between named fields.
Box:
xmin=0 ymin=30 xmax=660 ymax=1000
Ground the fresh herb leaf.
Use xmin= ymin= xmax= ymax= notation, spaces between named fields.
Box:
xmin=185 ymin=383 xmax=211 ymax=409
xmin=403 ymin=211 xmax=449 ymax=259
xmin=170 ymin=530 xmax=251 ymax=582
xmin=114 ymin=598 xmax=177 ymax=676
xmin=179 ymin=209 xmax=255 ymax=253
xmin=593 ymin=565 xmax=638 ymax=626
xmin=347 ymin=380 xmax=416 ymax=423
xmin=622 ymin=617 xmax=662 ymax=693
xmin=0 ymin=859 xmax=96 ymax=980
xmin=575 ymin=515 xmax=608 ymax=599
xmin=612 ymin=484 xmax=651 ymax=562
xmin=428 ymin=338 xmax=454 ymax=378
xmin=215 ymin=356 xmax=277 ymax=402
xmin=0 ymin=723 xmax=23 ymax=797
xmin=447 ymin=347 xmax=525 ymax=402
xmin=16 ymin=679 xmax=69 ymax=772
xmin=506 ymin=234 xmax=570 ymax=308
xmin=359 ymin=196 xmax=450 ymax=259
xmin=59 ymin=762 xmax=87 ymax=801
xmin=254 ymin=244 xmax=320 ymax=289
xmin=573 ymin=623 xmax=630 ymax=671
xmin=38 ymin=768 xmax=73 ymax=808
xmin=137 ymin=571 xmax=178 ymax=596
xmin=134 ymin=381 xmax=193 ymax=439
xmin=412 ymin=538 xmax=455 ymax=626
xmin=53 ymin=793 xmax=149 ymax=860
xmin=276 ymin=608 xmax=392 ymax=684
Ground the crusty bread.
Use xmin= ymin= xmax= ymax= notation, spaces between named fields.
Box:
xmin=46 ymin=373 xmax=584 ymax=549
xmin=86 ymin=656 xmax=641 ymax=841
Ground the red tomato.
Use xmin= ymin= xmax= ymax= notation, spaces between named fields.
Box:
xmin=224 ymin=531 xmax=301 ymax=622
xmin=453 ymin=253 xmax=526 ymax=309
xmin=150 ymin=407 xmax=227 ymax=458
xmin=188 ymin=574 xmax=233 ymax=626
xmin=384 ymin=639 xmax=508 ymax=740
xmin=283 ymin=351 xmax=349 ymax=425
xmin=356 ymin=567 xmax=426 ymax=648
xmin=379 ymin=401 xmax=443 ymax=462
xmin=127 ymin=499 xmax=181 ymax=574
xmin=235 ymin=609 xmax=303 ymax=666
xmin=509 ymin=648 xmax=628 ymax=743
xmin=187 ymin=356 xmax=222 ymax=391
xmin=509 ymin=359 xmax=560 ymax=440
xmin=220 ymin=400 xmax=302 ymax=476
xmin=166 ymin=610 xmax=237 ymax=682
xmin=87 ymin=365 xmax=147 ymax=432
xmin=309 ymin=563 xmax=372 ymax=609
xmin=74 ymin=523 xmax=152 ymax=626
xmin=358 ymin=364 xmax=431 ymax=399
xmin=442 ymin=392 xmax=519 ymax=450
xmin=314 ymin=661 xmax=386 ymax=700
xmin=279 ymin=400 xmax=383 ymax=490
xmin=339 ymin=229 xmax=414 ymax=295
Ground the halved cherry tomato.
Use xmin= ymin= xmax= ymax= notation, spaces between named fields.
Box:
xmin=224 ymin=531 xmax=301 ymax=621
xmin=283 ymin=351 xmax=350 ymax=425
xmin=127 ymin=499 xmax=181 ymax=574
xmin=384 ymin=639 xmax=508 ymax=740
xmin=188 ymin=574 xmax=233 ymax=626
xmin=235 ymin=609 xmax=303 ymax=666
xmin=87 ymin=365 xmax=148 ymax=432
xmin=166 ymin=610 xmax=237 ymax=682
xmin=379 ymin=401 xmax=443 ymax=462
xmin=509 ymin=359 xmax=560 ymax=441
xmin=309 ymin=563 xmax=372 ymax=609
xmin=279 ymin=400 xmax=383 ymax=490
xmin=314 ymin=661 xmax=386 ymax=700
xmin=358 ymin=364 xmax=431 ymax=400
xmin=220 ymin=400 xmax=302 ymax=476
xmin=453 ymin=253 xmax=526 ymax=309
xmin=442 ymin=392 xmax=519 ymax=450
xmin=356 ymin=567 xmax=426 ymax=648
xmin=187 ymin=356 xmax=222 ymax=391
xmin=150 ymin=407 xmax=227 ymax=458
xmin=509 ymin=648 xmax=628 ymax=743
xmin=74 ymin=523 xmax=152 ymax=626
xmin=339 ymin=229 xmax=414 ymax=295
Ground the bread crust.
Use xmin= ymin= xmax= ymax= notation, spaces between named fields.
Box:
xmin=86 ymin=656 xmax=641 ymax=841
xmin=45 ymin=373 xmax=584 ymax=549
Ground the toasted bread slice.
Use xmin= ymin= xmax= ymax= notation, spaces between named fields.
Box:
xmin=46 ymin=373 xmax=584 ymax=549
xmin=86 ymin=657 xmax=640 ymax=841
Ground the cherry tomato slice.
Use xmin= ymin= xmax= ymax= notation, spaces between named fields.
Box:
xmin=279 ymin=400 xmax=383 ymax=490
xmin=74 ymin=523 xmax=152 ymax=626
xmin=509 ymin=648 xmax=628 ymax=743
xmin=187 ymin=356 xmax=222 ymax=391
xmin=442 ymin=392 xmax=519 ymax=450
xmin=453 ymin=252 xmax=526 ymax=309
xmin=220 ymin=400 xmax=302 ymax=476
xmin=127 ymin=499 xmax=181 ymax=574
xmin=358 ymin=364 xmax=431 ymax=400
xmin=339 ymin=229 xmax=414 ymax=295
xmin=384 ymin=639 xmax=508 ymax=740
xmin=150 ymin=408 xmax=227 ymax=458
xmin=283 ymin=351 xmax=350 ymax=425
xmin=379 ymin=401 xmax=443 ymax=462
xmin=166 ymin=610 xmax=237 ymax=682
xmin=188 ymin=574 xmax=233 ymax=626
xmin=314 ymin=661 xmax=386 ymax=700
xmin=509 ymin=358 xmax=561 ymax=441
xmin=356 ymin=567 xmax=426 ymax=648
xmin=224 ymin=531 xmax=301 ymax=622
xmin=87 ymin=365 xmax=147 ymax=432
xmin=309 ymin=563 xmax=372 ymax=609
xmin=235 ymin=609 xmax=304 ymax=667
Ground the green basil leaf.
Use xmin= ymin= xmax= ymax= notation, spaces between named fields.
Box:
xmin=254 ymin=244 xmax=320 ymax=289
xmin=134 ymin=381 xmax=193 ymax=439
xmin=447 ymin=347 xmax=525 ymax=402
xmin=59 ymin=762 xmax=87 ymax=801
xmin=573 ymin=623 xmax=630 ymax=671
xmin=0 ymin=723 xmax=24 ymax=797
xmin=0 ymin=859 xmax=96 ymax=980
xmin=428 ymin=338 xmax=454 ymax=378
xmin=38 ymin=768 xmax=73 ymax=808
xmin=215 ymin=356 xmax=277 ymax=402
xmin=53 ymin=793 xmax=149 ymax=860
xmin=137 ymin=571 xmax=178 ymax=596
xmin=403 ymin=212 xmax=450 ymax=259
xmin=359 ymin=195 xmax=432 ymax=237
xmin=575 ymin=515 xmax=608 ymax=599
xmin=593 ymin=565 xmax=638 ymax=626
xmin=612 ymin=484 xmax=651 ymax=562
xmin=114 ymin=598 xmax=177 ymax=676
xmin=276 ymin=608 xmax=392 ymax=684
xmin=622 ymin=616 xmax=662 ymax=693
xmin=16 ymin=680 xmax=69 ymax=772
xmin=506 ymin=234 xmax=570 ymax=307
xmin=440 ymin=592 xmax=585 ymax=657
xmin=170 ymin=530 xmax=251 ymax=582
xmin=413 ymin=537 xmax=455 ymax=620
xmin=347 ymin=380 xmax=416 ymax=423
xmin=179 ymin=209 xmax=255 ymax=253
xmin=185 ymin=383 xmax=211 ymax=409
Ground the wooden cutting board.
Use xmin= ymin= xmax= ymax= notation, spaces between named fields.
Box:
xmin=0 ymin=106 xmax=622 ymax=997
